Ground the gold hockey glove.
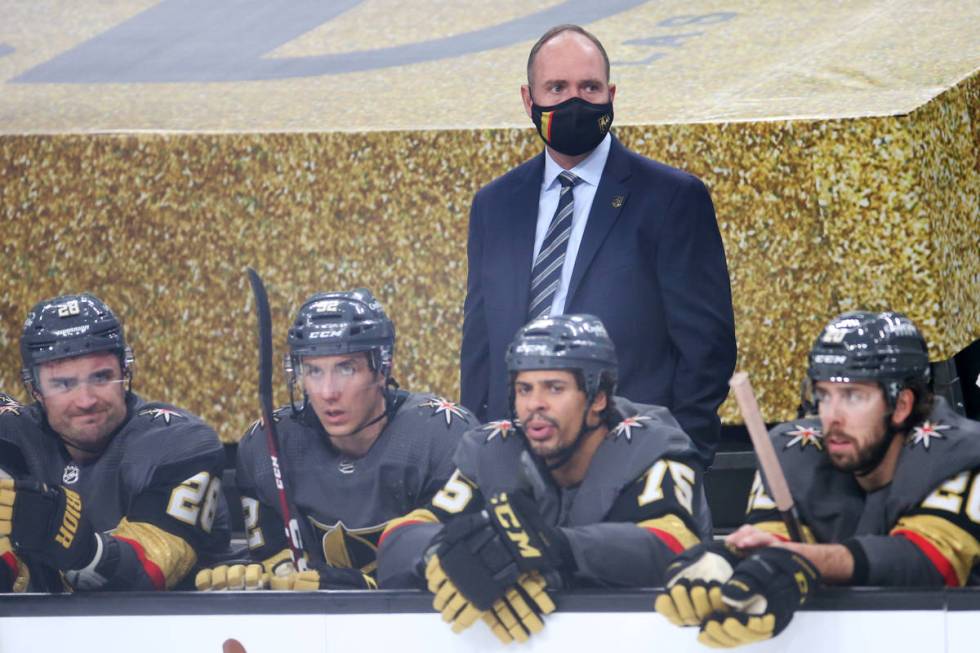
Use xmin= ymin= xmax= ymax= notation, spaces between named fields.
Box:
xmin=196 ymin=560 xmax=375 ymax=591
xmin=698 ymin=547 xmax=820 ymax=648
xmin=655 ymin=540 xmax=740 ymax=626
xmin=431 ymin=510 xmax=523 ymax=610
xmin=0 ymin=479 xmax=98 ymax=572
xmin=426 ymin=554 xmax=486 ymax=634
xmin=196 ymin=563 xmax=269 ymax=591
xmin=273 ymin=563 xmax=376 ymax=591
xmin=481 ymin=570 xmax=557 ymax=644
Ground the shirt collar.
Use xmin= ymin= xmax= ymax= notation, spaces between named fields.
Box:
xmin=542 ymin=132 xmax=612 ymax=190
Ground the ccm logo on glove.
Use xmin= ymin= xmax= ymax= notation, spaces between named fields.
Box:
xmin=55 ymin=488 xmax=83 ymax=549
xmin=489 ymin=495 xmax=541 ymax=559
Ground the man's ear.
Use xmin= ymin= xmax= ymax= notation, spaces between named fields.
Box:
xmin=589 ymin=390 xmax=608 ymax=416
xmin=891 ymin=388 xmax=915 ymax=427
xmin=521 ymin=85 xmax=534 ymax=119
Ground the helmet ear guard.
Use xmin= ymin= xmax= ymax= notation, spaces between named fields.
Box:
xmin=283 ymin=351 xmax=305 ymax=414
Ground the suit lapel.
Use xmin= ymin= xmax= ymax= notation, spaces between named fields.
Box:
xmin=565 ymin=136 xmax=632 ymax=307
xmin=502 ymin=153 xmax=545 ymax=317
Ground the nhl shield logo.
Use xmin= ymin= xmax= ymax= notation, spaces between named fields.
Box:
xmin=63 ymin=463 xmax=80 ymax=485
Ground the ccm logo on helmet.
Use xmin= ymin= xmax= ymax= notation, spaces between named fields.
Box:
xmin=489 ymin=494 xmax=542 ymax=559
xmin=812 ymin=354 xmax=847 ymax=364
xmin=514 ymin=343 xmax=552 ymax=356
xmin=55 ymin=487 xmax=84 ymax=549
xmin=308 ymin=326 xmax=346 ymax=338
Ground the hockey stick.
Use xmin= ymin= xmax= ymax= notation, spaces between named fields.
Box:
xmin=729 ymin=372 xmax=804 ymax=542
xmin=246 ymin=267 xmax=306 ymax=569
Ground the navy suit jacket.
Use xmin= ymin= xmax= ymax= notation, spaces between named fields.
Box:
xmin=460 ymin=135 xmax=737 ymax=464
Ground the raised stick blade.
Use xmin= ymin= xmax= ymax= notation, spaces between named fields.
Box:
xmin=246 ymin=267 xmax=274 ymax=419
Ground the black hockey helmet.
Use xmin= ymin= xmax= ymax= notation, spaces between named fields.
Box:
xmin=807 ymin=311 xmax=930 ymax=404
xmin=506 ymin=314 xmax=617 ymax=399
xmin=286 ymin=288 xmax=395 ymax=379
xmin=20 ymin=293 xmax=133 ymax=391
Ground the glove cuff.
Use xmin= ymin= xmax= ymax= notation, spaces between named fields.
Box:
xmin=761 ymin=546 xmax=819 ymax=573
xmin=842 ymin=538 xmax=869 ymax=585
xmin=65 ymin=533 xmax=119 ymax=590
xmin=706 ymin=539 xmax=743 ymax=567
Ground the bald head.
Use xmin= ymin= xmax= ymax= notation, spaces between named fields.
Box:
xmin=526 ymin=25 xmax=610 ymax=88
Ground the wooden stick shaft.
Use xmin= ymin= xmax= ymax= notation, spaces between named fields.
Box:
xmin=730 ymin=371 xmax=804 ymax=542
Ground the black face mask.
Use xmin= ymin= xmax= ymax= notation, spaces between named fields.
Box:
xmin=531 ymin=96 xmax=613 ymax=157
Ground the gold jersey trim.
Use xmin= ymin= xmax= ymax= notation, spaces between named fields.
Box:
xmin=380 ymin=508 xmax=440 ymax=545
xmin=114 ymin=518 xmax=197 ymax=589
xmin=1 ymin=536 xmax=29 ymax=593
xmin=892 ymin=514 xmax=980 ymax=586
xmin=637 ymin=514 xmax=701 ymax=550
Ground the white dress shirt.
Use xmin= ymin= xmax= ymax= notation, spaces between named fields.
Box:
xmin=531 ymin=133 xmax=612 ymax=316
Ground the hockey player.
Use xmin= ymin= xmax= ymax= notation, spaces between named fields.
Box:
xmin=377 ymin=314 xmax=710 ymax=643
xmin=656 ymin=311 xmax=980 ymax=647
xmin=195 ymin=289 xmax=475 ymax=591
xmin=0 ymin=293 xmax=230 ymax=593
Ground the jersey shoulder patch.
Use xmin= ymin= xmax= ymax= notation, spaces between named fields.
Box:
xmin=0 ymin=393 xmax=24 ymax=416
xmin=480 ymin=419 xmax=519 ymax=443
xmin=771 ymin=419 xmax=825 ymax=453
xmin=414 ymin=395 xmax=473 ymax=428
xmin=137 ymin=406 xmax=187 ymax=425
xmin=609 ymin=415 xmax=654 ymax=442
xmin=124 ymin=399 xmax=223 ymax=464
xmin=245 ymin=406 xmax=290 ymax=438
xmin=905 ymin=420 xmax=953 ymax=450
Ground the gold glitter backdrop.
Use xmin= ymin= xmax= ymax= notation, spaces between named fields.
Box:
xmin=2 ymin=72 xmax=977 ymax=442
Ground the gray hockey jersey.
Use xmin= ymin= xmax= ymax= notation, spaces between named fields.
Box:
xmin=377 ymin=397 xmax=710 ymax=589
xmin=0 ymin=392 xmax=230 ymax=591
xmin=236 ymin=391 xmax=473 ymax=577
xmin=746 ymin=397 xmax=980 ymax=586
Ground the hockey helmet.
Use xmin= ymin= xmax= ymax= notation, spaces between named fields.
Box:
xmin=286 ymin=288 xmax=395 ymax=378
xmin=807 ymin=311 xmax=930 ymax=404
xmin=20 ymin=293 xmax=131 ymax=387
xmin=506 ymin=314 xmax=617 ymax=398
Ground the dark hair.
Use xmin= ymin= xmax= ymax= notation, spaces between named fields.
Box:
xmin=571 ymin=369 xmax=618 ymax=428
xmin=897 ymin=380 xmax=934 ymax=433
xmin=526 ymin=24 xmax=610 ymax=87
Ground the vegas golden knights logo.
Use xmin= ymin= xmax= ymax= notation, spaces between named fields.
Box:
xmin=490 ymin=494 xmax=541 ymax=559
xmin=310 ymin=518 xmax=386 ymax=576
xmin=55 ymin=488 xmax=83 ymax=548
xmin=598 ymin=114 xmax=611 ymax=132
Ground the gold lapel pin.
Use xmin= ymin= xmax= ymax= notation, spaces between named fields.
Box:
xmin=611 ymin=196 xmax=625 ymax=208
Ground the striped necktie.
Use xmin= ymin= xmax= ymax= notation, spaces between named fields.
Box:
xmin=528 ymin=170 xmax=581 ymax=321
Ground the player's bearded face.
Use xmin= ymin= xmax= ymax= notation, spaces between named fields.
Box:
xmin=301 ymin=353 xmax=385 ymax=439
xmin=514 ymin=370 xmax=591 ymax=460
xmin=816 ymin=380 xmax=891 ymax=473
xmin=36 ymin=352 xmax=128 ymax=457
